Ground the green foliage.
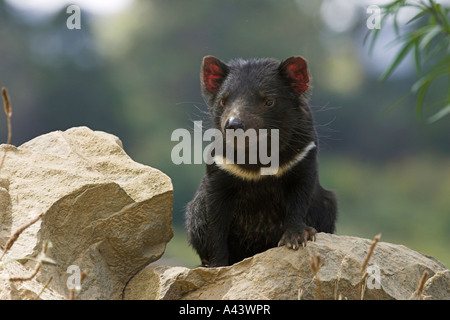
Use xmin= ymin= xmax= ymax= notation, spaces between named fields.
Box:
xmin=365 ymin=0 xmax=450 ymax=122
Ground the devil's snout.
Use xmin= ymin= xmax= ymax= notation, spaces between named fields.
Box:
xmin=224 ymin=116 xmax=245 ymax=130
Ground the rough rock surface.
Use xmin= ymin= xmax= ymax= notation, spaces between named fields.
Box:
xmin=0 ymin=127 xmax=173 ymax=299
xmin=124 ymin=233 xmax=449 ymax=300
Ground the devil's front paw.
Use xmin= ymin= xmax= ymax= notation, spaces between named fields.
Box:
xmin=278 ymin=225 xmax=317 ymax=250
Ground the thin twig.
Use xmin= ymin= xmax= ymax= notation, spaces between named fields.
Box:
xmin=35 ymin=276 xmax=54 ymax=300
xmin=0 ymin=87 xmax=12 ymax=173
xmin=361 ymin=234 xmax=381 ymax=273
xmin=69 ymin=287 xmax=75 ymax=300
xmin=7 ymin=241 xmax=50 ymax=282
xmin=297 ymin=288 xmax=304 ymax=300
xmin=2 ymin=87 xmax=11 ymax=116
xmin=309 ymin=250 xmax=323 ymax=300
xmin=69 ymin=269 xmax=88 ymax=300
xmin=8 ymin=263 xmax=41 ymax=282
xmin=416 ymin=270 xmax=429 ymax=299
xmin=0 ymin=212 xmax=45 ymax=261
xmin=358 ymin=272 xmax=369 ymax=300
xmin=359 ymin=234 xmax=381 ymax=300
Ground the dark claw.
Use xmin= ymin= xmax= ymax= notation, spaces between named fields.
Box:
xmin=278 ymin=226 xmax=317 ymax=250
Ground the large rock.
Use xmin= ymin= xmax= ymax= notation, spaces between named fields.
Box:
xmin=0 ymin=127 xmax=173 ymax=299
xmin=124 ymin=233 xmax=449 ymax=300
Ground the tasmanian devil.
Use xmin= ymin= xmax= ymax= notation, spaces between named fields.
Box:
xmin=185 ymin=55 xmax=337 ymax=267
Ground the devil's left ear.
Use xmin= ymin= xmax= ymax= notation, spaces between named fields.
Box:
xmin=279 ymin=56 xmax=310 ymax=95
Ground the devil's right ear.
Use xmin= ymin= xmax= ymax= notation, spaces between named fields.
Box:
xmin=200 ymin=56 xmax=229 ymax=101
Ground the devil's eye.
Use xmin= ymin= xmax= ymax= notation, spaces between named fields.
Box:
xmin=264 ymin=98 xmax=275 ymax=107
xmin=219 ymin=93 xmax=229 ymax=107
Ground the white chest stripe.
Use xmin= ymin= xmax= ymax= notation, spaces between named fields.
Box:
xmin=213 ymin=141 xmax=316 ymax=181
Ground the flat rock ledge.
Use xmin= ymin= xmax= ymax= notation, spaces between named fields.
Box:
xmin=124 ymin=233 xmax=449 ymax=300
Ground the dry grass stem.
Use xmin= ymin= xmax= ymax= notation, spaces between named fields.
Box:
xmin=35 ymin=276 xmax=53 ymax=300
xmin=0 ymin=87 xmax=12 ymax=173
xmin=80 ymin=269 xmax=87 ymax=282
xmin=361 ymin=233 xmax=381 ymax=273
xmin=69 ymin=287 xmax=75 ymax=300
xmin=358 ymin=271 xmax=368 ymax=300
xmin=8 ymin=241 xmax=51 ymax=282
xmin=0 ymin=212 xmax=45 ymax=261
xmin=69 ymin=269 xmax=88 ymax=300
xmin=8 ymin=263 xmax=41 ymax=282
xmin=297 ymin=288 xmax=304 ymax=300
xmin=416 ymin=270 xmax=428 ymax=299
xmin=309 ymin=250 xmax=323 ymax=300
xmin=358 ymin=233 xmax=381 ymax=300
xmin=2 ymin=87 xmax=11 ymax=117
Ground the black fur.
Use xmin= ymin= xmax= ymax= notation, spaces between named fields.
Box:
xmin=186 ymin=56 xmax=337 ymax=267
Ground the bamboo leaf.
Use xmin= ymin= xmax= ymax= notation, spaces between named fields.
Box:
xmin=406 ymin=8 xmax=430 ymax=25
xmin=422 ymin=35 xmax=448 ymax=61
xmin=393 ymin=9 xmax=400 ymax=36
xmin=365 ymin=0 xmax=450 ymax=122
xmin=404 ymin=2 xmax=429 ymax=11
xmin=428 ymin=102 xmax=450 ymax=123
xmin=381 ymin=92 xmax=412 ymax=117
xmin=428 ymin=12 xmax=437 ymax=25
xmin=367 ymin=28 xmax=381 ymax=55
xmin=419 ymin=25 xmax=442 ymax=51
xmin=415 ymin=79 xmax=431 ymax=119
xmin=414 ymin=42 xmax=421 ymax=74
xmin=411 ymin=67 xmax=448 ymax=94
xmin=363 ymin=28 xmax=379 ymax=54
xmin=381 ymin=0 xmax=402 ymax=11
xmin=379 ymin=41 xmax=415 ymax=81
xmin=412 ymin=64 xmax=449 ymax=119
xmin=433 ymin=2 xmax=450 ymax=31
xmin=364 ymin=13 xmax=390 ymax=55
xmin=384 ymin=25 xmax=434 ymax=52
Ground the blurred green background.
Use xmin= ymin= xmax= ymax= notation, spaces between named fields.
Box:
xmin=0 ymin=0 xmax=449 ymax=268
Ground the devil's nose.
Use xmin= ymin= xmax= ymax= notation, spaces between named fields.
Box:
xmin=224 ymin=117 xmax=245 ymax=130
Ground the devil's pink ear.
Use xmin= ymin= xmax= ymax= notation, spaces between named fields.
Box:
xmin=201 ymin=56 xmax=229 ymax=94
xmin=279 ymin=56 xmax=310 ymax=94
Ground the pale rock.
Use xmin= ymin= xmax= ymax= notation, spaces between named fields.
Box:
xmin=0 ymin=259 xmax=65 ymax=300
xmin=0 ymin=127 xmax=173 ymax=299
xmin=124 ymin=233 xmax=449 ymax=300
